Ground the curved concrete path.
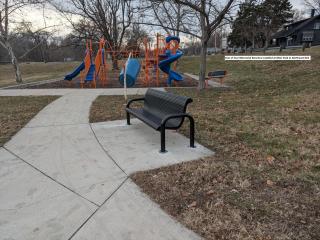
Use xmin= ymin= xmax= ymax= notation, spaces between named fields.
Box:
xmin=0 ymin=88 xmax=212 ymax=240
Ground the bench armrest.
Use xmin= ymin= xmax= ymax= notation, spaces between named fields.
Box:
xmin=161 ymin=113 xmax=194 ymax=127
xmin=160 ymin=113 xmax=195 ymax=151
xmin=126 ymin=97 xmax=145 ymax=109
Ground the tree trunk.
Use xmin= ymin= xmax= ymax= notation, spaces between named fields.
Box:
xmin=252 ymin=36 xmax=255 ymax=49
xmin=198 ymin=8 xmax=208 ymax=91
xmin=5 ymin=41 xmax=22 ymax=83
xmin=264 ymin=35 xmax=269 ymax=53
xmin=39 ymin=42 xmax=47 ymax=63
xmin=198 ymin=39 xmax=207 ymax=90
xmin=111 ymin=51 xmax=119 ymax=70
xmin=264 ymin=38 xmax=268 ymax=48
xmin=112 ymin=57 xmax=119 ymax=70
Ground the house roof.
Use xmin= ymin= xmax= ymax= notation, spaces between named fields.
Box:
xmin=273 ymin=14 xmax=320 ymax=39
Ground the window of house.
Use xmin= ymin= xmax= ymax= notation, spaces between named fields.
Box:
xmin=314 ymin=22 xmax=320 ymax=30
xmin=302 ymin=31 xmax=314 ymax=42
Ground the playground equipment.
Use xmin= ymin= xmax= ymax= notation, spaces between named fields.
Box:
xmin=64 ymin=34 xmax=184 ymax=88
xmin=142 ymin=34 xmax=183 ymax=87
xmin=64 ymin=39 xmax=107 ymax=87
xmin=158 ymin=36 xmax=183 ymax=86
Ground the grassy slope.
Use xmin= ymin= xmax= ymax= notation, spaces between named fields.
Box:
xmin=0 ymin=96 xmax=59 ymax=146
xmin=132 ymin=48 xmax=320 ymax=239
xmin=91 ymin=48 xmax=320 ymax=239
xmin=0 ymin=62 xmax=80 ymax=87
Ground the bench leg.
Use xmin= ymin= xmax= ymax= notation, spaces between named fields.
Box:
xmin=190 ymin=117 xmax=195 ymax=148
xmin=160 ymin=126 xmax=166 ymax=153
xmin=126 ymin=112 xmax=130 ymax=125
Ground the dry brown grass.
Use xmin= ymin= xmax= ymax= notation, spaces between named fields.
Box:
xmin=0 ymin=62 xmax=80 ymax=87
xmin=0 ymin=96 xmax=59 ymax=146
xmin=90 ymin=47 xmax=320 ymax=239
xmin=131 ymin=89 xmax=320 ymax=240
xmin=89 ymin=95 xmax=143 ymax=123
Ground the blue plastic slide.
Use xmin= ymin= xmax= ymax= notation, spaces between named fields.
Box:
xmin=159 ymin=50 xmax=183 ymax=86
xmin=158 ymin=36 xmax=183 ymax=86
xmin=64 ymin=62 xmax=85 ymax=81
xmin=64 ymin=62 xmax=96 ymax=82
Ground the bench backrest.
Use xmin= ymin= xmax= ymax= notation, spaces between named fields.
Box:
xmin=144 ymin=89 xmax=192 ymax=128
xmin=208 ymin=70 xmax=226 ymax=77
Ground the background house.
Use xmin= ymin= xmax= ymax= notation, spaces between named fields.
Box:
xmin=273 ymin=10 xmax=320 ymax=48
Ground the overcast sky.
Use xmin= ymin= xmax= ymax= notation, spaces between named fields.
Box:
xmin=291 ymin=0 xmax=304 ymax=8
xmin=18 ymin=0 xmax=306 ymax=37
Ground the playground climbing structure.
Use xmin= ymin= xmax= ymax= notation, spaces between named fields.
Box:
xmin=64 ymin=39 xmax=107 ymax=88
xmin=64 ymin=34 xmax=185 ymax=88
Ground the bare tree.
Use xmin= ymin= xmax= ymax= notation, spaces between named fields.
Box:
xmin=124 ymin=23 xmax=149 ymax=49
xmin=304 ymin=0 xmax=320 ymax=13
xmin=0 ymin=0 xmax=46 ymax=83
xmin=137 ymin=0 xmax=234 ymax=89
xmin=292 ymin=9 xmax=307 ymax=21
xmin=138 ymin=1 xmax=194 ymax=37
xmin=51 ymin=0 xmax=134 ymax=69
xmin=152 ymin=1 xmax=182 ymax=36
xmin=171 ymin=0 xmax=235 ymax=89
xmin=0 ymin=0 xmax=24 ymax=83
xmin=14 ymin=21 xmax=55 ymax=62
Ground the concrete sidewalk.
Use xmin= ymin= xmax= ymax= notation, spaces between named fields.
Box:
xmin=0 ymin=89 xmax=213 ymax=240
xmin=0 ymin=88 xmax=162 ymax=97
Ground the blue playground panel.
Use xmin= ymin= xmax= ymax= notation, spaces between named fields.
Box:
xmin=85 ymin=65 xmax=95 ymax=81
xmin=119 ymin=58 xmax=141 ymax=88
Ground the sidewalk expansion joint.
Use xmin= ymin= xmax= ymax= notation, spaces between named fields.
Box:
xmin=24 ymin=122 xmax=89 ymax=129
xmin=68 ymin=177 xmax=129 ymax=240
xmin=2 ymin=147 xmax=100 ymax=208
xmin=89 ymin=123 xmax=128 ymax=176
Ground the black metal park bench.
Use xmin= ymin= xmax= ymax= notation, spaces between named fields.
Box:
xmin=206 ymin=70 xmax=227 ymax=87
xmin=126 ymin=89 xmax=195 ymax=153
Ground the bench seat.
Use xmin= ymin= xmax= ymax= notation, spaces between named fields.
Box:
xmin=127 ymin=108 xmax=179 ymax=130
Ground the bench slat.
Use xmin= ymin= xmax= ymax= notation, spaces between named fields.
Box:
xmin=208 ymin=70 xmax=226 ymax=77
